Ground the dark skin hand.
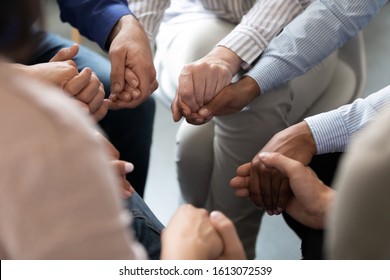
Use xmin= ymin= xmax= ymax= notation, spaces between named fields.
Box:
xmin=231 ymin=121 xmax=317 ymax=214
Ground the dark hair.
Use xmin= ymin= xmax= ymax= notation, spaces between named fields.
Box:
xmin=0 ymin=0 xmax=42 ymax=52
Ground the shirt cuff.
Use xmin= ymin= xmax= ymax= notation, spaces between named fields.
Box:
xmin=304 ymin=110 xmax=349 ymax=154
xmin=217 ymin=25 xmax=268 ymax=70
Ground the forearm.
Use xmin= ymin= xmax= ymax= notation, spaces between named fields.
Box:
xmin=245 ymin=0 xmax=386 ymax=94
xmin=57 ymin=0 xmax=132 ymax=50
xmin=218 ymin=0 xmax=310 ymax=69
xmin=305 ymin=84 xmax=390 ymax=154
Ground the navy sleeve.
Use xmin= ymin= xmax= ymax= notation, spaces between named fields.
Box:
xmin=57 ymin=0 xmax=133 ymax=50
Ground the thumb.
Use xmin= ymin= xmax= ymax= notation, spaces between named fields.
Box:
xmin=50 ymin=44 xmax=79 ymax=62
xmin=210 ymin=211 xmax=246 ymax=260
xmin=198 ymin=90 xmax=230 ymax=118
xmin=257 ymin=152 xmax=303 ymax=179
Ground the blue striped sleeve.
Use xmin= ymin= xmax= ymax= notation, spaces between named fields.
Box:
xmin=245 ymin=0 xmax=387 ymax=94
xmin=305 ymin=85 xmax=390 ymax=154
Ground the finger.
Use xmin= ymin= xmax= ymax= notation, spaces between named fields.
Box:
xmin=198 ymin=87 xmax=231 ymax=118
xmin=230 ymin=176 xmax=249 ymax=190
xmin=113 ymin=160 xmax=134 ymax=176
xmin=192 ymin=70 xmax=207 ymax=107
xmin=234 ymin=188 xmax=250 ymax=198
xmin=275 ymin=178 xmax=291 ymax=213
xmin=204 ymin=74 xmax=218 ymax=104
xmin=110 ymin=160 xmax=134 ymax=199
xmin=171 ymin=93 xmax=185 ymax=122
xmin=92 ymin=97 xmax=110 ymax=122
xmin=50 ymin=44 xmax=79 ymax=62
xmin=258 ymin=152 xmax=302 ymax=179
xmin=270 ymin=170 xmax=283 ymax=214
xmin=210 ymin=211 xmax=246 ymax=260
xmin=74 ymin=73 xmax=103 ymax=105
xmin=236 ymin=162 xmax=251 ymax=177
xmin=124 ymin=67 xmax=139 ymax=88
xmin=249 ymin=159 xmax=264 ymax=208
xmin=88 ymin=83 xmax=105 ymax=114
xmin=64 ymin=67 xmax=92 ymax=97
xmin=109 ymin=50 xmax=126 ymax=94
xmin=151 ymin=78 xmax=159 ymax=93
xmin=178 ymin=67 xmax=199 ymax=112
xmin=257 ymin=165 xmax=274 ymax=214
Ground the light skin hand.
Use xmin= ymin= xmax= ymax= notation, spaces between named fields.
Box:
xmin=12 ymin=59 xmax=78 ymax=89
xmin=209 ymin=211 xmax=246 ymax=260
xmin=257 ymin=152 xmax=334 ymax=230
xmin=171 ymin=46 xmax=242 ymax=123
xmin=63 ymin=67 xmax=109 ymax=121
xmin=254 ymin=121 xmax=317 ymax=214
xmin=107 ymin=15 xmax=157 ymax=109
xmin=160 ymin=204 xmax=223 ymax=260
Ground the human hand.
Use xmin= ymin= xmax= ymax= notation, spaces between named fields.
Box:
xmin=96 ymin=132 xmax=135 ymax=198
xmin=171 ymin=47 xmax=242 ymax=123
xmin=231 ymin=121 xmax=316 ymax=214
xmin=256 ymin=152 xmax=334 ymax=229
xmin=107 ymin=15 xmax=157 ymax=109
xmin=64 ymin=67 xmax=109 ymax=121
xmin=11 ymin=44 xmax=79 ymax=87
xmin=161 ymin=204 xmax=223 ymax=260
xmin=49 ymin=44 xmax=109 ymax=121
xmin=186 ymin=75 xmax=260 ymax=124
xmin=209 ymin=211 xmax=246 ymax=260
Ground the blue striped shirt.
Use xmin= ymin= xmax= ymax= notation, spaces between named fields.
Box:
xmin=305 ymin=86 xmax=390 ymax=154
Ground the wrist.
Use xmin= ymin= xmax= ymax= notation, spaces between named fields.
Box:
xmin=299 ymin=121 xmax=317 ymax=155
xmin=240 ymin=75 xmax=261 ymax=99
xmin=209 ymin=46 xmax=243 ymax=76
xmin=106 ymin=14 xmax=137 ymax=49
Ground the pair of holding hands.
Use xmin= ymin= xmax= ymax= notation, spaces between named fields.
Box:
xmin=162 ymin=204 xmax=246 ymax=260
xmin=171 ymin=46 xmax=261 ymax=125
xmin=230 ymin=122 xmax=335 ymax=230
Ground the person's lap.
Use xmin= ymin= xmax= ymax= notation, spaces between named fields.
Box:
xmin=125 ymin=192 xmax=164 ymax=260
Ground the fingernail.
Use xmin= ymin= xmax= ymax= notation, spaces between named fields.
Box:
xmin=132 ymin=90 xmax=140 ymax=99
xmin=258 ymin=152 xmax=270 ymax=159
xmin=114 ymin=83 xmax=121 ymax=93
xmin=124 ymin=162 xmax=134 ymax=173
xmin=130 ymin=80 xmax=138 ymax=88
xmin=199 ymin=108 xmax=210 ymax=117
xmin=210 ymin=211 xmax=223 ymax=221
xmin=266 ymin=210 xmax=273 ymax=216
xmin=277 ymin=207 xmax=283 ymax=213
xmin=123 ymin=190 xmax=132 ymax=198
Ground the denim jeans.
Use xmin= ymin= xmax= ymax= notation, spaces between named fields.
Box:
xmin=28 ymin=30 xmax=155 ymax=197
xmin=125 ymin=193 xmax=164 ymax=260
